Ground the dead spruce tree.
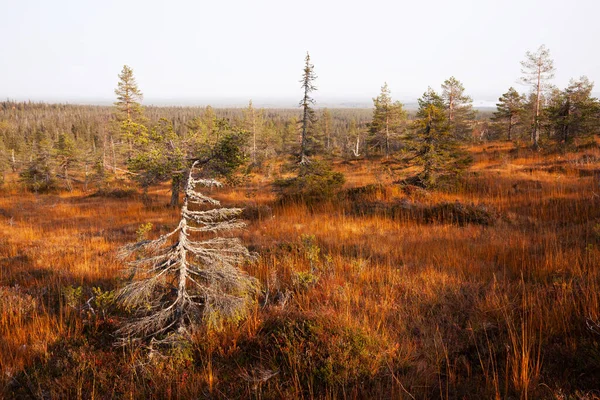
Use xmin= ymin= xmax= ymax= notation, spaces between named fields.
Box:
xmin=116 ymin=160 xmax=259 ymax=344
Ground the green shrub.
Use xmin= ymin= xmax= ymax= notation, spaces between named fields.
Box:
xmin=274 ymin=160 xmax=345 ymax=203
xmin=242 ymin=311 xmax=389 ymax=394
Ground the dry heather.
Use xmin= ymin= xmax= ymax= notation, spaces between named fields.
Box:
xmin=1 ymin=142 xmax=600 ymax=399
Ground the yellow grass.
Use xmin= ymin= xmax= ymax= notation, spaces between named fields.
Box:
xmin=1 ymin=142 xmax=600 ymax=398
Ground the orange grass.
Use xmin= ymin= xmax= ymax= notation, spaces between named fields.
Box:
xmin=1 ymin=142 xmax=600 ymax=398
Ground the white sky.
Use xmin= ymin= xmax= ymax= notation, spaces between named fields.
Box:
xmin=2 ymin=0 xmax=600 ymax=106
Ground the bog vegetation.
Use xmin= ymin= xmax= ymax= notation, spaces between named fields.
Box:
xmin=1 ymin=46 xmax=600 ymax=398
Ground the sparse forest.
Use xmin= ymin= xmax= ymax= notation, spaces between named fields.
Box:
xmin=1 ymin=44 xmax=600 ymax=399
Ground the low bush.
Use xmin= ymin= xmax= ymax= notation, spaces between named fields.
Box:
xmin=273 ymin=160 xmax=345 ymax=204
xmin=238 ymin=310 xmax=391 ymax=395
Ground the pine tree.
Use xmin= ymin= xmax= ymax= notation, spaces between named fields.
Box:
xmin=242 ymin=100 xmax=265 ymax=164
xmin=116 ymin=160 xmax=259 ymax=344
xmin=114 ymin=65 xmax=147 ymax=163
xmin=127 ymin=118 xmax=186 ymax=204
xmin=520 ymin=45 xmax=555 ymax=148
xmin=407 ymin=88 xmax=471 ymax=188
xmin=128 ymin=117 xmax=248 ymax=207
xmin=299 ymin=52 xmax=317 ymax=164
xmin=368 ymin=83 xmax=407 ymax=157
xmin=493 ymin=87 xmax=525 ymax=141
xmin=441 ymin=77 xmax=476 ymax=140
xmin=546 ymin=76 xmax=600 ymax=144
xmin=115 ymin=65 xmax=144 ymax=122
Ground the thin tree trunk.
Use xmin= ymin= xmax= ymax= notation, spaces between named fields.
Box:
xmin=252 ymin=107 xmax=256 ymax=164
xmin=326 ymin=117 xmax=330 ymax=151
xmin=111 ymin=135 xmax=117 ymax=174
xmin=10 ymin=149 xmax=16 ymax=172
xmin=301 ymin=95 xmax=309 ymax=163
xmin=385 ymin=113 xmax=389 ymax=157
xmin=533 ymin=68 xmax=542 ymax=148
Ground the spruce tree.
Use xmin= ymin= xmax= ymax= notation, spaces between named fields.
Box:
xmin=299 ymin=52 xmax=317 ymax=164
xmin=116 ymin=160 xmax=259 ymax=344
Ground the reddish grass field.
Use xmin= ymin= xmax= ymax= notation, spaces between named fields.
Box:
xmin=1 ymin=142 xmax=600 ymax=399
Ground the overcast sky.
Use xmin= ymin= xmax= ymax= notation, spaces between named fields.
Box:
xmin=2 ymin=0 xmax=600 ymax=106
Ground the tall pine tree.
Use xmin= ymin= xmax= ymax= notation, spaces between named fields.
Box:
xmin=493 ymin=87 xmax=525 ymax=141
xmin=520 ymin=45 xmax=555 ymax=149
xmin=441 ymin=77 xmax=475 ymax=140
xmin=368 ymin=83 xmax=407 ymax=157
xmin=406 ymin=88 xmax=471 ymax=188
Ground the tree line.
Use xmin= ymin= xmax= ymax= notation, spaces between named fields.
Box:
xmin=1 ymin=45 xmax=598 ymax=192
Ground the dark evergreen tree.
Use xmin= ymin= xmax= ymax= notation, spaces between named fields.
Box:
xmin=406 ymin=88 xmax=472 ymax=188
xmin=299 ymin=52 xmax=317 ymax=164
xmin=441 ymin=77 xmax=476 ymax=140
xmin=546 ymin=76 xmax=600 ymax=144
xmin=54 ymin=132 xmax=78 ymax=191
xmin=492 ymin=87 xmax=526 ymax=141
xmin=368 ymin=83 xmax=407 ymax=157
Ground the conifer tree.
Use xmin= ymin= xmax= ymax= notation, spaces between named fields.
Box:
xmin=127 ymin=118 xmax=186 ymax=204
xmin=520 ymin=45 xmax=555 ymax=148
xmin=113 ymin=65 xmax=147 ymax=162
xmin=128 ymin=116 xmax=248 ymax=207
xmin=546 ymin=76 xmax=600 ymax=144
xmin=493 ymin=87 xmax=525 ymax=141
xmin=242 ymin=100 xmax=265 ymax=164
xmin=20 ymin=132 xmax=55 ymax=192
xmin=321 ymin=108 xmax=333 ymax=153
xmin=116 ymin=160 xmax=259 ymax=344
xmin=54 ymin=132 xmax=78 ymax=191
xmin=115 ymin=65 xmax=144 ymax=122
xmin=406 ymin=88 xmax=471 ymax=188
xmin=299 ymin=52 xmax=317 ymax=164
xmin=368 ymin=83 xmax=407 ymax=157
xmin=441 ymin=77 xmax=476 ymax=140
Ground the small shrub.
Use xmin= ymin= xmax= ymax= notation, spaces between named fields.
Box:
xmin=90 ymin=187 xmax=137 ymax=199
xmin=135 ymin=222 xmax=153 ymax=241
xmin=350 ymin=200 xmax=499 ymax=226
xmin=240 ymin=204 xmax=273 ymax=221
xmin=241 ymin=311 xmax=390 ymax=394
xmin=341 ymin=184 xmax=386 ymax=202
xmin=293 ymin=271 xmax=319 ymax=290
xmin=63 ymin=285 xmax=84 ymax=309
xmin=274 ymin=160 xmax=345 ymax=203
xmin=0 ymin=286 xmax=37 ymax=317
xmin=423 ymin=201 xmax=499 ymax=226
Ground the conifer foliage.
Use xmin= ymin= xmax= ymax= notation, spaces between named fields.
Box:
xmin=368 ymin=83 xmax=406 ymax=157
xmin=116 ymin=161 xmax=259 ymax=344
xmin=299 ymin=52 xmax=318 ymax=164
xmin=406 ymin=88 xmax=472 ymax=187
